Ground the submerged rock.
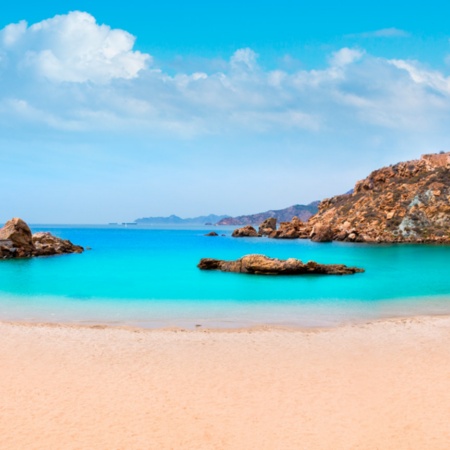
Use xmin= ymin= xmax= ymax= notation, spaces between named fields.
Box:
xmin=0 ymin=218 xmax=84 ymax=259
xmin=198 ymin=254 xmax=364 ymax=275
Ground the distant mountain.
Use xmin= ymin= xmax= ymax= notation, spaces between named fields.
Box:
xmin=134 ymin=214 xmax=230 ymax=225
xmin=216 ymin=202 xmax=320 ymax=226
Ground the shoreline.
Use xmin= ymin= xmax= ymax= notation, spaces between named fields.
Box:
xmin=2 ymin=314 xmax=450 ymax=448
xmin=2 ymin=311 xmax=450 ymax=332
xmin=0 ymin=295 xmax=450 ymax=332
xmin=2 ymin=290 xmax=450 ymax=332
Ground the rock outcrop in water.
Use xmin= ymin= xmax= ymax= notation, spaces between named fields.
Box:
xmin=231 ymin=225 xmax=260 ymax=238
xmin=258 ymin=218 xmax=277 ymax=236
xmin=268 ymin=216 xmax=311 ymax=239
xmin=233 ymin=152 xmax=450 ymax=243
xmin=198 ymin=254 xmax=364 ymax=275
xmin=0 ymin=218 xmax=84 ymax=259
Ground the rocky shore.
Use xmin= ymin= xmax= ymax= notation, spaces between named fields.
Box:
xmin=0 ymin=218 xmax=84 ymax=259
xmin=198 ymin=254 xmax=364 ymax=275
xmin=232 ymin=152 xmax=450 ymax=244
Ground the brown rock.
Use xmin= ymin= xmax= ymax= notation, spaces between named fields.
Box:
xmin=198 ymin=254 xmax=364 ymax=275
xmin=306 ymin=151 xmax=450 ymax=243
xmin=0 ymin=240 xmax=16 ymax=259
xmin=196 ymin=258 xmax=223 ymax=270
xmin=310 ymin=224 xmax=333 ymax=243
xmin=268 ymin=218 xmax=312 ymax=239
xmin=0 ymin=218 xmax=34 ymax=255
xmin=231 ymin=225 xmax=260 ymax=238
xmin=258 ymin=217 xmax=277 ymax=236
xmin=204 ymin=231 xmax=219 ymax=237
xmin=32 ymin=232 xmax=84 ymax=256
xmin=0 ymin=218 xmax=84 ymax=259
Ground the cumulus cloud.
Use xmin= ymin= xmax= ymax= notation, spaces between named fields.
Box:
xmin=0 ymin=12 xmax=449 ymax=138
xmin=329 ymin=48 xmax=364 ymax=67
xmin=0 ymin=11 xmax=150 ymax=83
xmin=230 ymin=48 xmax=259 ymax=72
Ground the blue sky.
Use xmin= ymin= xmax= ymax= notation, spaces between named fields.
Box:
xmin=2 ymin=1 xmax=450 ymax=223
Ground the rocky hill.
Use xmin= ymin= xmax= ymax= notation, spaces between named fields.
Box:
xmin=273 ymin=152 xmax=450 ymax=243
xmin=216 ymin=202 xmax=319 ymax=226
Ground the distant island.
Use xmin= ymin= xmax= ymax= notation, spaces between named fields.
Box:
xmin=216 ymin=202 xmax=319 ymax=225
xmin=133 ymin=202 xmax=320 ymax=226
xmin=134 ymin=214 xmax=230 ymax=225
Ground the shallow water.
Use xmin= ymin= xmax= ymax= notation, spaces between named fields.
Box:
xmin=0 ymin=225 xmax=450 ymax=328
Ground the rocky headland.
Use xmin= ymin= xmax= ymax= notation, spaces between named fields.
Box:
xmin=232 ymin=152 xmax=450 ymax=243
xmin=198 ymin=254 xmax=364 ymax=275
xmin=0 ymin=218 xmax=84 ymax=259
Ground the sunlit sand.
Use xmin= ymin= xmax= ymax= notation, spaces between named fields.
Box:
xmin=1 ymin=316 xmax=450 ymax=449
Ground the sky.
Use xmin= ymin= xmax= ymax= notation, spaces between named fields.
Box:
xmin=2 ymin=1 xmax=450 ymax=223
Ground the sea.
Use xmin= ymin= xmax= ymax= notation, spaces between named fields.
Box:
xmin=1 ymin=224 xmax=450 ymax=329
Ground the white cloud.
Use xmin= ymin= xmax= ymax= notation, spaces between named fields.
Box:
xmin=329 ymin=48 xmax=364 ymax=67
xmin=230 ymin=48 xmax=259 ymax=71
xmin=0 ymin=12 xmax=449 ymax=139
xmin=389 ymin=59 xmax=450 ymax=95
xmin=0 ymin=11 xmax=150 ymax=83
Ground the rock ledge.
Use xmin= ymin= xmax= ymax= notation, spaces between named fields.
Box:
xmin=198 ymin=254 xmax=364 ymax=275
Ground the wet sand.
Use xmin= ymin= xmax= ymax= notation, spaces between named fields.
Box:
xmin=1 ymin=316 xmax=450 ymax=449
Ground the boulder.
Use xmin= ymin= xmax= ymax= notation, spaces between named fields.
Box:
xmin=198 ymin=254 xmax=364 ymax=275
xmin=258 ymin=217 xmax=277 ymax=236
xmin=204 ymin=231 xmax=219 ymax=237
xmin=0 ymin=218 xmax=34 ymax=255
xmin=231 ymin=225 xmax=260 ymax=238
xmin=310 ymin=224 xmax=334 ymax=242
xmin=0 ymin=218 xmax=84 ymax=259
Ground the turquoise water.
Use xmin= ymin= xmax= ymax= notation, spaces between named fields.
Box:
xmin=1 ymin=225 xmax=450 ymax=328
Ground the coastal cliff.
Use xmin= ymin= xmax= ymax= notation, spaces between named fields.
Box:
xmin=306 ymin=152 xmax=450 ymax=243
xmin=232 ymin=152 xmax=450 ymax=243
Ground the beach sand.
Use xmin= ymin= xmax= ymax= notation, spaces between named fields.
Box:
xmin=1 ymin=317 xmax=450 ymax=449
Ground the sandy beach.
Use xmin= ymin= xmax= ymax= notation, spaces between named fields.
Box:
xmin=1 ymin=317 xmax=450 ymax=450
